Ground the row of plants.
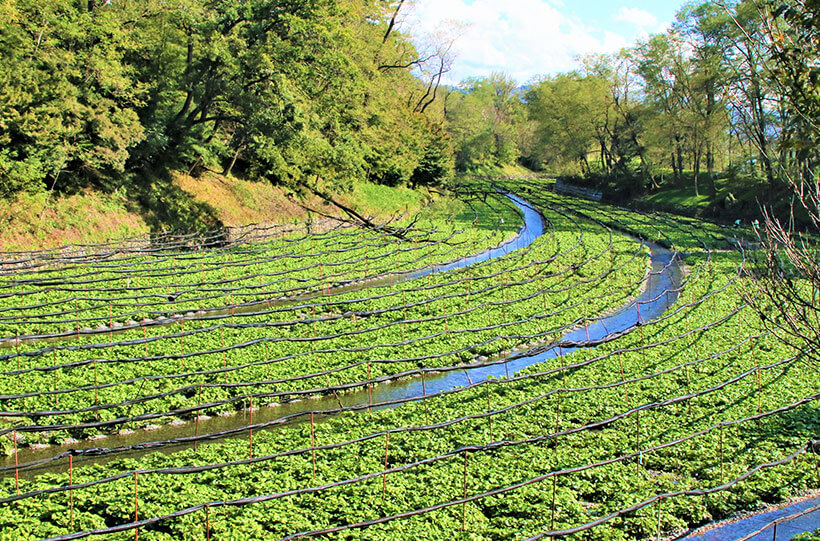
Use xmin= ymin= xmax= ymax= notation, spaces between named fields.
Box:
xmin=1 ymin=191 xmax=649 ymax=445
xmin=0 ymin=194 xmax=816 ymax=540
xmin=0 ymin=194 xmax=524 ymax=338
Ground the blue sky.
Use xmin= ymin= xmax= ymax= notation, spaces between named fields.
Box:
xmin=407 ymin=0 xmax=689 ymax=84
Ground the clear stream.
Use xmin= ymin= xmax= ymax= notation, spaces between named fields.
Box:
xmin=3 ymin=194 xmax=683 ymax=477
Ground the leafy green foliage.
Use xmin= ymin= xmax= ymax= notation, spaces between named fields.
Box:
xmin=0 ymin=0 xmax=454 ymax=201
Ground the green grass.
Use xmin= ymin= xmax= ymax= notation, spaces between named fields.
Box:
xmin=0 ymin=190 xmax=149 ymax=252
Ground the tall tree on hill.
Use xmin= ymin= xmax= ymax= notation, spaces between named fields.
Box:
xmin=0 ymin=0 xmax=145 ymax=196
xmin=675 ymin=3 xmax=733 ymax=196
xmin=446 ymin=73 xmax=525 ymax=171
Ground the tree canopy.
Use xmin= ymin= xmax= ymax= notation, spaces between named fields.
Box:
xmin=0 ymin=0 xmax=455 ymax=198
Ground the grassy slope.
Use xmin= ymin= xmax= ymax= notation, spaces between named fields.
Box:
xmin=0 ymin=174 xmax=439 ymax=252
xmin=0 ymin=190 xmax=150 ymax=252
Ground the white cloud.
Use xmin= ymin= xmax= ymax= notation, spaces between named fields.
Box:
xmin=406 ymin=0 xmax=629 ymax=85
xmin=614 ymin=7 xmax=659 ymax=29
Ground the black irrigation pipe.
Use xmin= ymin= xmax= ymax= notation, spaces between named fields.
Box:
xmin=0 ymin=200 xmax=712 ymax=450
xmin=0 ymin=264 xmax=743 ymax=469
xmin=0 ymin=192 xmax=562 ymax=348
xmin=0 ymin=210 xmax=740 ymax=486
xmin=0 ymin=240 xmax=686 ymax=422
xmin=0 ymin=228 xmax=469 ymax=314
xmin=0 ymin=197 xmax=528 ymax=333
xmin=523 ymin=446 xmax=820 ymax=540
xmin=0 ymin=198 xmax=425 ymax=266
xmin=0 ymin=192 xmax=520 ymax=304
xmin=0 ymin=230 xmax=641 ymax=382
xmin=0 ymin=193 xmax=528 ymax=330
xmin=0 ymin=229 xmax=474 ymax=330
xmin=2 ymin=188 xmax=452 ymax=272
xmin=0 ymin=222 xmax=449 ymax=291
xmin=0 ymin=326 xmax=764 ymax=494
xmin=34 ymin=394 xmax=820 ymax=540
xmin=0 ymin=217 xmax=352 ymax=272
xmin=0 ymin=280 xmax=740 ymax=430
xmin=0 ymin=189 xmax=480 ymax=282
xmin=280 ymin=442 xmax=816 ymax=541
xmin=0 ymin=226 xmax=681 ymax=388
xmin=1 ymin=188 xmax=724 ymax=428
xmin=541 ymin=189 xmax=721 ymax=255
xmin=0 ymin=212 xmax=440 ymax=314
xmin=0 ymin=284 xmax=656 ymax=425
xmin=0 ymin=218 xmax=366 ymax=282
xmin=734 ymin=501 xmax=820 ymax=541
xmin=0 ymin=229 xmax=700 ymax=433
xmin=0 ymin=203 xmax=596 ymax=359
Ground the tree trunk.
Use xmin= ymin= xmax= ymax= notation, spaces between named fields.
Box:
xmin=706 ymin=142 xmax=717 ymax=196
xmin=224 ymin=148 xmax=242 ymax=177
xmin=674 ymin=137 xmax=684 ymax=185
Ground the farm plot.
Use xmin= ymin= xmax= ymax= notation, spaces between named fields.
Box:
xmin=0 ymin=184 xmax=815 ymax=541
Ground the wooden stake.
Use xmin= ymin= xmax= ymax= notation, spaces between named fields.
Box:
xmin=486 ymin=384 xmax=493 ymax=441
xmin=249 ymin=396 xmax=254 ymax=459
xmin=636 ymin=410 xmax=642 ymax=470
xmin=205 ymin=505 xmax=210 ymax=540
xmin=719 ymin=425 xmax=724 ymax=482
xmin=421 ymin=371 xmax=429 ymax=425
xmin=461 ymin=452 xmax=468 ymax=531
xmin=310 ymin=412 xmax=316 ymax=482
xmin=180 ymin=318 xmax=184 ymax=370
xmin=134 ymin=471 xmax=139 ymax=540
xmin=93 ymin=359 xmax=98 ymax=406
xmin=618 ymin=352 xmax=631 ymax=408
xmin=382 ymin=432 xmax=389 ymax=500
xmin=15 ymin=337 xmax=20 ymax=388
xmin=69 ymin=455 xmax=74 ymax=531
xmin=13 ymin=430 xmax=19 ymax=496
xmin=367 ymin=363 xmax=372 ymax=414
xmin=195 ymin=384 xmax=201 ymax=451
xmin=656 ymin=497 xmax=662 ymax=541
xmin=222 ymin=327 xmax=227 ymax=384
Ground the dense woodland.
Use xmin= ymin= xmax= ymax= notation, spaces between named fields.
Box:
xmin=0 ymin=0 xmax=819 ymax=223
xmin=0 ymin=0 xmax=455 ymax=202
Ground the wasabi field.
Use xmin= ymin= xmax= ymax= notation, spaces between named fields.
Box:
xmin=0 ymin=180 xmax=816 ymax=540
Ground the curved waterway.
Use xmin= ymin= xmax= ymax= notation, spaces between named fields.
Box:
xmin=0 ymin=193 xmax=542 ymax=347
xmin=2 ymin=194 xmax=682 ymax=477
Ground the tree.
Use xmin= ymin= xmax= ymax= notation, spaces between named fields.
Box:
xmin=525 ymin=73 xmax=609 ymax=174
xmin=446 ymin=73 xmax=525 ymax=171
xmin=0 ymin=0 xmax=145 ymax=196
xmin=745 ymin=0 xmax=820 ymax=362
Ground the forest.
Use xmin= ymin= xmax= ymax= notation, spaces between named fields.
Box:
xmin=0 ymin=0 xmax=455 ymax=207
xmin=1 ymin=0 xmax=818 ymax=229
xmin=444 ymin=0 xmax=819 ymax=223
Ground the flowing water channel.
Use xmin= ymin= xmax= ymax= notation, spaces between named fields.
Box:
xmin=2 ymin=194 xmax=683 ymax=478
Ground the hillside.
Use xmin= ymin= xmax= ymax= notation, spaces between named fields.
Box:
xmin=0 ymin=174 xmax=440 ymax=252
